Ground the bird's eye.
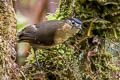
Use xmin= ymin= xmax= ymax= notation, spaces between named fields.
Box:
xmin=72 ymin=22 xmax=75 ymax=24
xmin=71 ymin=21 xmax=75 ymax=24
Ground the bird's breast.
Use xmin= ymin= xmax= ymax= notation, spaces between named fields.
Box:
xmin=54 ymin=23 xmax=79 ymax=44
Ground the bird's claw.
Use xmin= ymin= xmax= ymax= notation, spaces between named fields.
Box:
xmin=31 ymin=61 xmax=42 ymax=70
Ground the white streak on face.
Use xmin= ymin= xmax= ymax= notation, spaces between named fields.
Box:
xmin=31 ymin=25 xmax=37 ymax=31
xmin=75 ymin=22 xmax=79 ymax=27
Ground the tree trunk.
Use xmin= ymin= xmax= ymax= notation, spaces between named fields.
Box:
xmin=0 ymin=0 xmax=20 ymax=79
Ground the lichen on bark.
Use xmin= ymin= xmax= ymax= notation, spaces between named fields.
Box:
xmin=0 ymin=0 xmax=20 ymax=79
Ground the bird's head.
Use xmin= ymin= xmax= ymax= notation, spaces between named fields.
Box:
xmin=67 ymin=18 xmax=82 ymax=30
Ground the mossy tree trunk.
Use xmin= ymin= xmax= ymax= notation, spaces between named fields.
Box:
xmin=47 ymin=0 xmax=120 ymax=80
xmin=0 ymin=0 xmax=21 ymax=79
xmin=57 ymin=0 xmax=120 ymax=80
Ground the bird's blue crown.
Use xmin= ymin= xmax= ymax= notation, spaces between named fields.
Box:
xmin=70 ymin=18 xmax=82 ymax=24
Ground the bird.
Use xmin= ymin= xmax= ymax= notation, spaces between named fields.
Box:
xmin=17 ymin=18 xmax=82 ymax=69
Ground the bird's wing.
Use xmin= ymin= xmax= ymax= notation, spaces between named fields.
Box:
xmin=18 ymin=20 xmax=65 ymax=44
xmin=34 ymin=20 xmax=66 ymax=45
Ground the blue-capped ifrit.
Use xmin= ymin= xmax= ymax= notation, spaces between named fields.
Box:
xmin=17 ymin=18 xmax=82 ymax=69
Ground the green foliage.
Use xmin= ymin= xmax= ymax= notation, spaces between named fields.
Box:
xmin=16 ymin=12 xmax=28 ymax=32
xmin=25 ymin=44 xmax=79 ymax=79
xmin=46 ymin=0 xmax=73 ymax=20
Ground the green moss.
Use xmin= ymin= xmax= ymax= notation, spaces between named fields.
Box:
xmin=24 ymin=0 xmax=120 ymax=79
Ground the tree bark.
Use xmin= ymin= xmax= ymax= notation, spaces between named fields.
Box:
xmin=0 ymin=0 xmax=20 ymax=79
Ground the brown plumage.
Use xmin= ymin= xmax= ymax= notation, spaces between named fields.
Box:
xmin=18 ymin=20 xmax=79 ymax=49
xmin=17 ymin=18 xmax=82 ymax=68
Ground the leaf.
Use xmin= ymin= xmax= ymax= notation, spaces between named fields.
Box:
xmin=87 ymin=19 xmax=95 ymax=36
xmin=113 ymin=28 xmax=118 ymax=39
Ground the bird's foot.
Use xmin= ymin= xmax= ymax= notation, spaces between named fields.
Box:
xmin=31 ymin=61 xmax=42 ymax=70
xmin=36 ymin=61 xmax=41 ymax=70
